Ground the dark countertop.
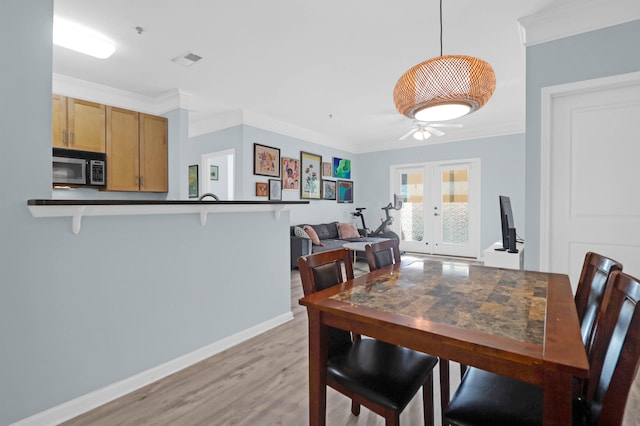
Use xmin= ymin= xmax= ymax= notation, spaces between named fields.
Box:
xmin=28 ymin=199 xmax=309 ymax=206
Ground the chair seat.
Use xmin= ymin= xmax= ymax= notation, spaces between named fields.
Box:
xmin=328 ymin=338 xmax=438 ymax=412
xmin=445 ymin=368 xmax=542 ymax=426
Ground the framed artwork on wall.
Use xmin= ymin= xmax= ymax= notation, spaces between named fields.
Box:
xmin=269 ymin=179 xmax=282 ymax=200
xmin=188 ymin=164 xmax=198 ymax=198
xmin=322 ymin=179 xmax=336 ymax=200
xmin=255 ymin=182 xmax=268 ymax=197
xmin=336 ymin=180 xmax=353 ymax=203
xmin=282 ymin=157 xmax=300 ymax=190
xmin=322 ymin=162 xmax=332 ymax=177
xmin=253 ymin=143 xmax=281 ymax=177
xmin=300 ymin=151 xmax=322 ymax=200
xmin=210 ymin=165 xmax=219 ymax=181
xmin=333 ymin=157 xmax=351 ymax=179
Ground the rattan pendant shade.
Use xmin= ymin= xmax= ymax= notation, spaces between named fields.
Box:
xmin=393 ymin=54 xmax=495 ymax=122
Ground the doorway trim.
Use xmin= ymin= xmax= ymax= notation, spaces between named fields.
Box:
xmin=201 ymin=148 xmax=235 ymax=201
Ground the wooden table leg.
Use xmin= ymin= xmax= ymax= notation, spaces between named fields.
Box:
xmin=308 ymin=309 xmax=328 ymax=426
xmin=543 ymin=370 xmax=572 ymax=426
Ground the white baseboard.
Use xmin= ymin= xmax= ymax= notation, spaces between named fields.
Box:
xmin=12 ymin=311 xmax=294 ymax=426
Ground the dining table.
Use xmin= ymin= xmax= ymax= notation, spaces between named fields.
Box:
xmin=298 ymin=259 xmax=589 ymax=426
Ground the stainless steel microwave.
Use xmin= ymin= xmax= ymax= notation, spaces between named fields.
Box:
xmin=52 ymin=148 xmax=106 ymax=188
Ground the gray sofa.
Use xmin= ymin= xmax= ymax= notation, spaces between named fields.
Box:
xmin=289 ymin=221 xmax=388 ymax=268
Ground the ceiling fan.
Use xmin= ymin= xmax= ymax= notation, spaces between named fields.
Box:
xmin=398 ymin=120 xmax=463 ymax=141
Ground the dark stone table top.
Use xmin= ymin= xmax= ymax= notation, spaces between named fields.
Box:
xmin=331 ymin=260 xmax=548 ymax=345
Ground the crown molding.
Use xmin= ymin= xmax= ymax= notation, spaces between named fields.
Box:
xmin=518 ymin=0 xmax=640 ymax=47
xmin=51 ymin=74 xmax=189 ymax=115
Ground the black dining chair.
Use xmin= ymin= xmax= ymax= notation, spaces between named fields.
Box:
xmin=574 ymin=252 xmax=623 ymax=352
xmin=365 ymin=239 xmax=402 ymax=271
xmin=298 ymin=248 xmax=439 ymax=426
xmin=444 ymin=270 xmax=640 ymax=426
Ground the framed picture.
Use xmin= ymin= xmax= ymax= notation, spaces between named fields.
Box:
xmin=300 ymin=151 xmax=322 ymax=200
xmin=210 ymin=165 xmax=219 ymax=181
xmin=322 ymin=162 xmax=332 ymax=177
xmin=253 ymin=143 xmax=281 ymax=177
xmin=333 ymin=157 xmax=351 ymax=179
xmin=337 ymin=180 xmax=353 ymax=203
xmin=322 ymin=179 xmax=336 ymax=200
xmin=269 ymin=179 xmax=282 ymax=201
xmin=188 ymin=164 xmax=198 ymax=198
xmin=255 ymin=182 xmax=268 ymax=197
xmin=282 ymin=157 xmax=300 ymax=190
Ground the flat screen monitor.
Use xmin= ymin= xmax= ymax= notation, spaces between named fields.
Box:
xmin=497 ymin=195 xmax=518 ymax=253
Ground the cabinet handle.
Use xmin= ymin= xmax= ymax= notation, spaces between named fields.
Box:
xmin=140 ymin=176 xmax=145 ymax=187
xmin=135 ymin=176 xmax=139 ymax=186
xmin=62 ymin=129 xmax=67 ymax=145
xmin=70 ymin=131 xmax=74 ymax=146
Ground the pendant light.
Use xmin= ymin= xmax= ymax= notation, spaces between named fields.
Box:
xmin=393 ymin=0 xmax=495 ymax=122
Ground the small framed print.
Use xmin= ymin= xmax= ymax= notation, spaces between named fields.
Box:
xmin=337 ymin=180 xmax=353 ymax=203
xmin=322 ymin=162 xmax=332 ymax=177
xmin=255 ymin=182 xmax=268 ymax=197
xmin=210 ymin=165 xmax=219 ymax=181
xmin=300 ymin=151 xmax=322 ymax=200
xmin=322 ymin=179 xmax=336 ymax=200
xmin=254 ymin=143 xmax=281 ymax=177
xmin=333 ymin=157 xmax=351 ymax=179
xmin=188 ymin=164 xmax=198 ymax=198
xmin=269 ymin=179 xmax=282 ymax=201
xmin=282 ymin=157 xmax=300 ymax=190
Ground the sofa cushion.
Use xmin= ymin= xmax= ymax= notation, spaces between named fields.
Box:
xmin=338 ymin=222 xmax=360 ymax=239
xmin=293 ymin=226 xmax=310 ymax=239
xmin=310 ymin=222 xmax=339 ymax=240
xmin=303 ymin=225 xmax=324 ymax=246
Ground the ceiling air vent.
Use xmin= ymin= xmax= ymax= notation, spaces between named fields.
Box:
xmin=172 ymin=52 xmax=202 ymax=67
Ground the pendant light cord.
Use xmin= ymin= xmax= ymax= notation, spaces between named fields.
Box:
xmin=439 ymin=0 xmax=443 ymax=56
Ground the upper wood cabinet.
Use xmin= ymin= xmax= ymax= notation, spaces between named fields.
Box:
xmin=52 ymin=95 xmax=106 ymax=152
xmin=106 ymin=107 xmax=168 ymax=192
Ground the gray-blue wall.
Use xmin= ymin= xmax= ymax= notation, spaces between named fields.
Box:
xmin=524 ymin=19 xmax=640 ymax=270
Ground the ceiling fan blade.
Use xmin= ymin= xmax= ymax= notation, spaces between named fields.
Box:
xmin=429 ymin=123 xmax=463 ymax=128
xmin=399 ymin=128 xmax=418 ymax=140
xmin=426 ymin=126 xmax=445 ymax=136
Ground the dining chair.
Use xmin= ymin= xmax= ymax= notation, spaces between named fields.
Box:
xmin=365 ymin=239 xmax=402 ymax=271
xmin=443 ymin=270 xmax=640 ymax=426
xmin=574 ymin=252 xmax=622 ymax=352
xmin=298 ymin=248 xmax=438 ymax=426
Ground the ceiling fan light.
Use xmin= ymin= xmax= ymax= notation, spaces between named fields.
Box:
xmin=413 ymin=130 xmax=431 ymax=141
xmin=393 ymin=55 xmax=495 ymax=120
xmin=414 ymin=103 xmax=471 ymax=122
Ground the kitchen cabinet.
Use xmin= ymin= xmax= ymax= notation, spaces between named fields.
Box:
xmin=52 ymin=95 xmax=106 ymax=152
xmin=106 ymin=107 xmax=168 ymax=192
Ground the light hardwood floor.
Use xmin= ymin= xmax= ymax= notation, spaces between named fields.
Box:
xmin=62 ymin=255 xmax=640 ymax=426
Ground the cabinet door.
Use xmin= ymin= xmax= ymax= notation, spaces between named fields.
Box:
xmin=106 ymin=107 xmax=140 ymax=191
xmin=67 ymin=98 xmax=106 ymax=152
xmin=52 ymin=94 xmax=68 ymax=148
xmin=139 ymin=113 xmax=168 ymax=192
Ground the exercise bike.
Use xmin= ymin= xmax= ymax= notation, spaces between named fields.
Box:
xmin=351 ymin=194 xmax=403 ymax=240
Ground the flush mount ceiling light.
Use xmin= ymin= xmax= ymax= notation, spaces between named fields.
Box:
xmin=53 ymin=17 xmax=116 ymax=59
xmin=393 ymin=0 xmax=495 ymax=122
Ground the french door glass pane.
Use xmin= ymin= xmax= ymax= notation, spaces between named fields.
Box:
xmin=400 ymin=171 xmax=424 ymax=242
xmin=441 ymin=167 xmax=469 ymax=245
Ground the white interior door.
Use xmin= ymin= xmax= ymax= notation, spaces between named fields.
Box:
xmin=391 ymin=159 xmax=480 ymax=258
xmin=541 ymin=72 xmax=640 ymax=290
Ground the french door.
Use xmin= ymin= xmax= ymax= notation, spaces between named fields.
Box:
xmin=390 ymin=159 xmax=480 ymax=258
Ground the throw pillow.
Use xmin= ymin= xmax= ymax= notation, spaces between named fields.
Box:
xmin=303 ymin=225 xmax=324 ymax=246
xmin=293 ymin=226 xmax=310 ymax=239
xmin=338 ymin=222 xmax=360 ymax=239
